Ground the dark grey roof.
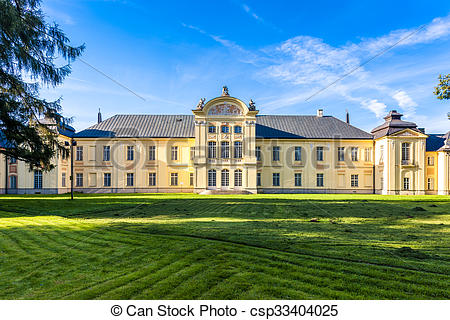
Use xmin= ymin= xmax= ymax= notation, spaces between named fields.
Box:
xmin=426 ymin=132 xmax=450 ymax=152
xmin=256 ymin=115 xmax=373 ymax=139
xmin=75 ymin=114 xmax=373 ymax=139
xmin=39 ymin=117 xmax=75 ymax=137
xmin=371 ymin=110 xmax=420 ymax=139
xmin=75 ymin=115 xmax=195 ymax=138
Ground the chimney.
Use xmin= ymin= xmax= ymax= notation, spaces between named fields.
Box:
xmin=317 ymin=109 xmax=323 ymax=117
xmin=418 ymin=128 xmax=425 ymax=134
xmin=98 ymin=108 xmax=102 ymax=124
xmin=346 ymin=109 xmax=350 ymax=124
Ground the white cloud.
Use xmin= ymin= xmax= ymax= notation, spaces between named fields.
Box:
xmin=258 ymin=14 xmax=450 ymax=117
xmin=392 ymin=90 xmax=418 ymax=116
xmin=181 ymin=23 xmax=259 ymax=64
xmin=355 ymin=15 xmax=450 ymax=54
xmin=361 ymin=99 xmax=388 ymax=118
xmin=242 ymin=3 xmax=263 ymax=22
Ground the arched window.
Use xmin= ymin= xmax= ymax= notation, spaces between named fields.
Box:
xmin=208 ymin=169 xmax=216 ymax=187
xmin=234 ymin=169 xmax=242 ymax=187
xmin=234 ymin=126 xmax=242 ymax=134
xmin=221 ymin=169 xmax=229 ymax=187
xmin=221 ymin=125 xmax=230 ymax=133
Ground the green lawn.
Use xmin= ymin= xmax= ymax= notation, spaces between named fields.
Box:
xmin=0 ymin=193 xmax=449 ymax=299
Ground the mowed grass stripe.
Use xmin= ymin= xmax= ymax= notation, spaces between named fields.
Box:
xmin=96 ymin=247 xmax=214 ymax=299
xmin=0 ymin=193 xmax=448 ymax=299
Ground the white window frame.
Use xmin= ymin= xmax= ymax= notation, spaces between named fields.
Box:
xmin=171 ymin=146 xmax=178 ymax=161
xmin=149 ymin=172 xmax=156 ymax=186
xmin=103 ymin=146 xmax=110 ymax=161
xmin=234 ymin=169 xmax=242 ymax=187
xmin=208 ymin=141 xmax=216 ymax=158
xmin=234 ymin=141 xmax=242 ymax=159
xmin=127 ymin=146 xmax=134 ymax=161
xmin=221 ymin=169 xmax=229 ymax=187
xmin=126 ymin=173 xmax=134 ymax=186
xmin=208 ymin=169 xmax=216 ymax=187
xmin=104 ymin=173 xmax=111 ymax=187
xmin=351 ymin=174 xmax=359 ymax=187
xmin=149 ymin=146 xmax=156 ymax=161
xmin=294 ymin=173 xmax=302 ymax=187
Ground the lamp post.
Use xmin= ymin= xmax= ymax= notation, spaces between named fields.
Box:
xmin=65 ymin=139 xmax=77 ymax=200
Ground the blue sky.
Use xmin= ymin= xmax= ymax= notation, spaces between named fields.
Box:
xmin=41 ymin=0 xmax=450 ymax=133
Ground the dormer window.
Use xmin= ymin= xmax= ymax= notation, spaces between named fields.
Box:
xmin=208 ymin=126 xmax=216 ymax=133
xmin=221 ymin=125 xmax=230 ymax=133
xmin=234 ymin=126 xmax=242 ymax=134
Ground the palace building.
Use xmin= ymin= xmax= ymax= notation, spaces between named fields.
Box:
xmin=1 ymin=87 xmax=449 ymax=195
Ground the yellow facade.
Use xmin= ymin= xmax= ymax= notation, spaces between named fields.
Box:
xmin=0 ymin=92 xmax=449 ymax=195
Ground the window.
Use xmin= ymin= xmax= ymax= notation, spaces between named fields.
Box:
xmin=316 ymin=147 xmax=323 ymax=161
xmin=103 ymin=146 xmax=110 ymax=161
xmin=221 ymin=141 xmax=230 ymax=158
xmin=337 ymin=147 xmax=345 ymax=161
xmin=256 ymin=173 xmax=261 ymax=186
xmin=34 ymin=170 xmax=43 ymax=189
xmin=208 ymin=169 xmax=216 ymax=187
xmin=10 ymin=176 xmax=17 ymax=189
xmin=255 ymin=146 xmax=261 ymax=161
xmin=316 ymin=173 xmax=324 ymax=187
xmin=401 ymin=143 xmax=410 ymax=163
xmin=351 ymin=174 xmax=359 ymax=187
xmin=294 ymin=173 xmax=302 ymax=187
xmin=427 ymin=156 xmax=434 ymax=166
xmin=208 ymin=126 xmax=216 ymax=133
xmin=272 ymin=146 xmax=280 ymax=161
xmin=403 ymin=177 xmax=410 ymax=190
xmin=221 ymin=126 xmax=229 ymax=133
xmin=190 ymin=173 xmax=194 ymax=186
xmin=62 ymin=148 xmax=69 ymax=160
xmin=149 ymin=173 xmax=156 ymax=186
xmin=171 ymin=146 xmax=178 ymax=161
xmin=149 ymin=146 xmax=156 ymax=160
xmin=234 ymin=169 xmax=242 ymax=187
xmin=190 ymin=147 xmax=195 ymax=160
xmin=221 ymin=169 xmax=229 ymax=186
xmin=61 ymin=173 xmax=66 ymax=187
xmin=234 ymin=141 xmax=242 ymax=158
xmin=379 ymin=145 xmax=384 ymax=164
xmin=104 ymin=173 xmax=111 ymax=187
xmin=76 ymin=146 xmax=83 ymax=161
xmin=75 ymin=173 xmax=83 ymax=187
xmin=351 ymin=147 xmax=358 ymax=161
xmin=272 ymin=173 xmax=280 ymax=186
xmin=170 ymin=173 xmax=178 ymax=186
xmin=208 ymin=141 xmax=217 ymax=158
xmin=234 ymin=126 xmax=242 ymax=134
xmin=427 ymin=178 xmax=434 ymax=190
xmin=127 ymin=146 xmax=134 ymax=161
xmin=9 ymin=157 xmax=16 ymax=164
xmin=294 ymin=147 xmax=302 ymax=161
xmin=127 ymin=173 xmax=134 ymax=186
xmin=365 ymin=148 xmax=372 ymax=162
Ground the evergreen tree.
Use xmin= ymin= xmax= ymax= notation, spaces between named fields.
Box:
xmin=0 ymin=0 xmax=84 ymax=169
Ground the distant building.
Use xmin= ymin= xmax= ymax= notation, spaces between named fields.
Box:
xmin=1 ymin=88 xmax=449 ymax=195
